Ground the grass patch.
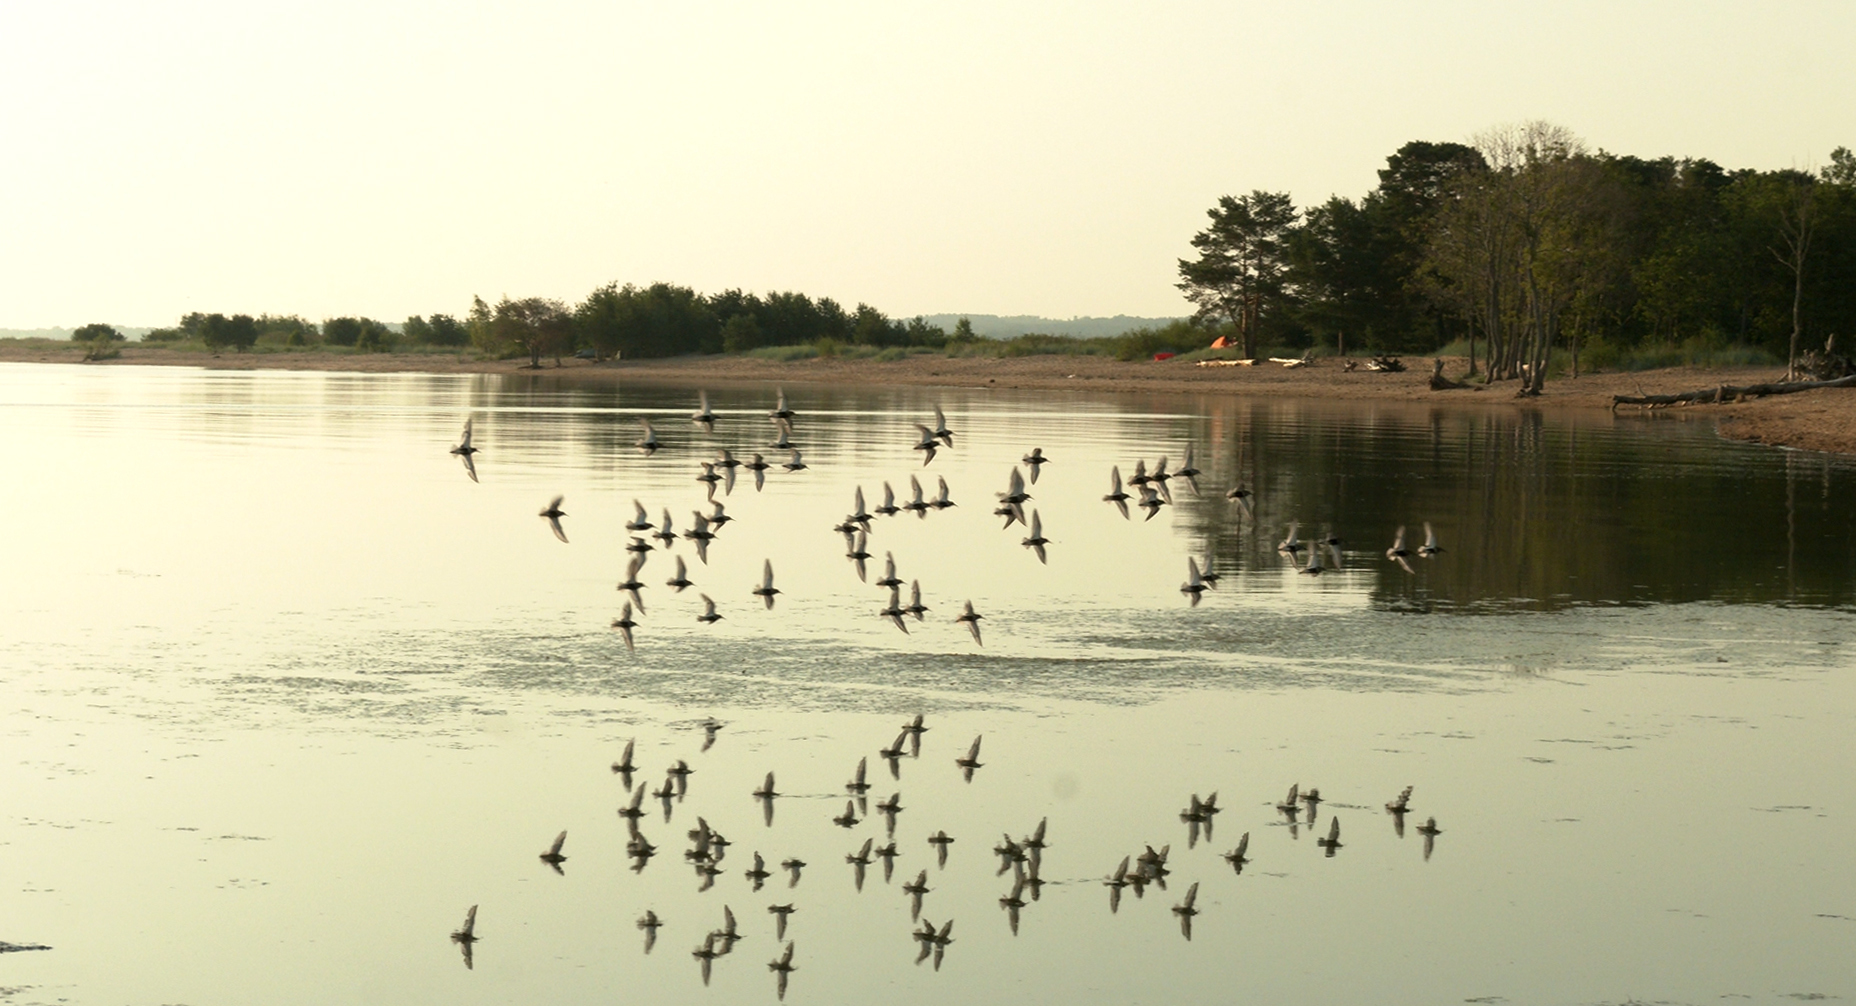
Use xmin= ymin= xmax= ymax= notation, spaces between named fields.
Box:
xmin=746 ymin=344 xmax=820 ymax=362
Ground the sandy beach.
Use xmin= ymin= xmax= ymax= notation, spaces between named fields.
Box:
xmin=8 ymin=341 xmax=1854 ymax=456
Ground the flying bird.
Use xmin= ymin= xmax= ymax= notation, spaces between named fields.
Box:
xmin=783 ymin=448 xmax=807 ymax=472
xmin=928 ymin=830 xmax=954 ymax=869
xmin=749 ymin=560 xmax=779 ymax=608
xmin=1420 ymin=521 xmax=1445 ymax=557
xmin=685 ymin=512 xmax=715 ymax=563
xmin=875 ymin=551 xmax=902 ymax=590
xmin=931 ymin=405 xmax=954 ymax=447
xmin=1021 ymin=447 xmax=1048 ymax=482
xmin=450 ymin=419 xmax=480 ymax=482
xmin=1224 ymin=832 xmax=1251 ymax=872
xmin=1181 ymin=557 xmax=1206 ymax=605
xmin=1387 ymin=526 xmax=1415 ymax=573
xmin=1176 ymin=444 xmax=1201 ymax=493
xmin=667 ymin=555 xmax=693 ymax=592
xmin=539 ymin=496 xmax=568 ymax=542
xmin=1277 ymin=521 xmax=1303 ymax=556
xmin=627 ymin=499 xmax=655 ymax=532
xmin=879 ymin=588 xmax=910 ymax=634
xmin=540 ymin=830 xmax=569 ymax=872
xmin=697 ymin=594 xmax=723 ymax=625
xmin=769 ymin=388 xmax=795 ymax=421
xmin=768 ymin=941 xmax=797 ymax=1000
xmin=610 ymin=604 xmax=638 ymax=652
xmin=912 ymin=425 xmax=939 ymax=466
xmin=1103 ymin=466 xmax=1131 ymax=519
xmin=769 ymin=416 xmax=794 ymax=450
xmin=904 ymin=475 xmax=930 ymax=517
xmin=768 ymin=903 xmax=795 ymax=939
xmin=956 ymin=600 xmax=983 ymax=645
xmin=451 ymin=904 xmax=479 ymax=944
xmin=691 ymin=390 xmax=716 ymax=431
xmin=955 ymin=736 xmax=983 ymax=780
xmin=1317 ymin=815 xmax=1342 ymax=854
xmin=636 ymin=418 xmax=659 ymax=455
xmin=1021 ymin=510 xmax=1050 ymax=564
xmin=930 ymin=476 xmax=955 ymax=510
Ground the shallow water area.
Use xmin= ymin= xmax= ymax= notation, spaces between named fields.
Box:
xmin=2 ymin=362 xmax=1853 ymax=1005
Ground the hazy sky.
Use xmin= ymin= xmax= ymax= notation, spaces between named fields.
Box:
xmin=2 ymin=1 xmax=1852 ymax=329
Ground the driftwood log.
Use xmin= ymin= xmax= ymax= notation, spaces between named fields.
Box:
xmin=1611 ymin=373 xmax=1856 ymax=410
xmin=1366 ymin=355 xmax=1405 ymax=373
xmin=1429 ymin=358 xmax=1475 ymax=390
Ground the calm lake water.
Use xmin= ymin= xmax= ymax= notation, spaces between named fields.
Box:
xmin=2 ymin=361 xmax=1853 ymax=1005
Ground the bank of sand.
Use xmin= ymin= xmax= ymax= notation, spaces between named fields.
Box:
xmin=7 ymin=341 xmax=1853 ymax=456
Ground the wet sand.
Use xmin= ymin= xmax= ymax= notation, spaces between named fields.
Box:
xmin=8 ymin=341 xmax=1854 ymax=456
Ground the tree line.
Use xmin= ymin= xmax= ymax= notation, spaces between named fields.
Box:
xmin=1179 ymin=122 xmax=1856 ymax=388
xmin=116 ymin=289 xmax=976 ymax=363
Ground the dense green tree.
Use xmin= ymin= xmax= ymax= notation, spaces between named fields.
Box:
xmin=492 ymin=296 xmax=573 ymax=367
xmin=73 ymin=323 xmax=123 ymax=342
xmin=322 ymin=316 xmax=392 ymax=350
xmin=1177 ymin=190 xmax=1299 ymax=359
xmin=721 ymin=313 xmax=762 ymax=352
xmin=402 ymin=314 xmax=468 ymax=347
xmin=199 ymin=313 xmax=258 ymax=352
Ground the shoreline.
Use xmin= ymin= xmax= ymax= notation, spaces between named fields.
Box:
xmin=6 ymin=342 xmax=1854 ymax=456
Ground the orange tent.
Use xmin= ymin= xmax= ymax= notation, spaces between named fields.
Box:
xmin=1209 ymin=335 xmax=1235 ymax=349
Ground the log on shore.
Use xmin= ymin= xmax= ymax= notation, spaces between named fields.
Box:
xmin=1611 ymin=373 xmax=1856 ymax=409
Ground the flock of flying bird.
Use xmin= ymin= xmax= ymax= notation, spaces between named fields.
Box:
xmin=440 ymin=386 xmax=1453 ymax=994
xmin=445 ymin=713 xmax=1446 ymax=996
xmin=446 ymin=386 xmax=1449 ymax=651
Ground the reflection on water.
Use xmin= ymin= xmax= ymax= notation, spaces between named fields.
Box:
xmin=1 ymin=363 xmax=1854 ymax=1006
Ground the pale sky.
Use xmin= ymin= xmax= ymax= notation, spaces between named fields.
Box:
xmin=2 ymin=1 xmax=1851 ymax=329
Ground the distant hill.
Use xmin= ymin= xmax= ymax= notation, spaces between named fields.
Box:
xmin=918 ymin=314 xmax=1185 ymax=340
xmin=1 ymin=326 xmax=156 ymax=341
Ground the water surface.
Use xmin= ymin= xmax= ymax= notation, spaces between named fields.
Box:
xmin=2 ymin=363 xmax=1852 ymax=1005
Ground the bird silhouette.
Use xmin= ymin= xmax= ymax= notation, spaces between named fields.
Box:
xmin=875 ymin=482 xmax=900 ymax=517
xmin=768 ymin=941 xmax=796 ymax=1000
xmin=539 ymin=496 xmax=568 ymax=542
xmin=753 ymin=560 xmax=779 ymax=609
xmin=1103 ymin=466 xmax=1131 ymax=519
xmin=768 ymin=903 xmax=795 ymax=939
xmin=1021 ymin=510 xmax=1050 ymax=564
xmin=450 ymin=419 xmax=479 ymax=482
xmin=610 ymin=603 xmax=637 ymax=654
xmin=1022 ymin=447 xmax=1048 ymax=483
xmin=635 ymin=418 xmax=658 ymax=456
xmin=1420 ymin=521 xmax=1445 ymax=557
xmin=956 ymin=601 xmax=983 ymax=645
xmin=931 ymin=405 xmax=954 ymax=447
xmin=540 ymin=830 xmax=568 ymax=873
xmin=666 ymin=555 xmax=693 ymax=592
xmin=1181 ymin=557 xmax=1206 ymax=605
xmin=691 ymin=391 xmax=716 ymax=431
xmin=1317 ymin=815 xmax=1343 ymax=856
xmin=912 ymin=425 xmax=939 ymax=465
xmin=955 ymin=736 xmax=983 ymax=781
xmin=636 ymin=909 xmax=660 ymax=952
xmin=1223 ymin=832 xmax=1251 ymax=873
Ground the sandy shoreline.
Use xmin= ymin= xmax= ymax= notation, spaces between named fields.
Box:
xmin=8 ymin=342 xmax=1855 ymax=456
